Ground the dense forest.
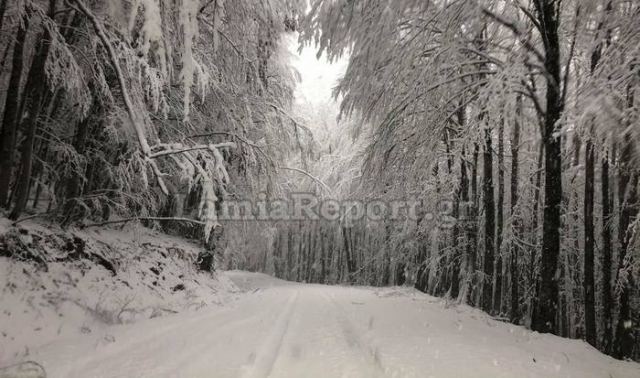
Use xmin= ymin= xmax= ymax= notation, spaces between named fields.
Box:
xmin=0 ymin=0 xmax=638 ymax=364
xmin=255 ymin=0 xmax=640 ymax=361
xmin=0 ymin=0 xmax=308 ymax=268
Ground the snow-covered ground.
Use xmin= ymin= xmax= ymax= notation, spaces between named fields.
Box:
xmin=0 ymin=218 xmax=238 ymax=371
xmin=2 ymin=271 xmax=638 ymax=378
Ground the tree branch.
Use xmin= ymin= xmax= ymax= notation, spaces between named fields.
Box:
xmin=148 ymin=142 xmax=235 ymax=159
xmin=82 ymin=217 xmax=206 ymax=228
xmin=481 ymin=7 xmax=546 ymax=65
xmin=278 ymin=167 xmax=333 ymax=195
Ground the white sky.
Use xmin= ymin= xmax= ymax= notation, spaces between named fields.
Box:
xmin=287 ymin=35 xmax=348 ymax=106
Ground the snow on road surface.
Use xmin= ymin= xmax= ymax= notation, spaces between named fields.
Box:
xmin=7 ymin=271 xmax=639 ymax=378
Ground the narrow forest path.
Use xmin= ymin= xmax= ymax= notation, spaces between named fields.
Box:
xmin=15 ymin=272 xmax=640 ymax=378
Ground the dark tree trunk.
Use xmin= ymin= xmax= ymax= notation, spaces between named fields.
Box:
xmin=613 ymin=127 xmax=638 ymax=359
xmin=583 ymin=138 xmax=596 ymax=346
xmin=343 ymin=226 xmax=355 ymax=276
xmin=307 ymin=223 xmax=316 ymax=282
xmin=466 ymin=144 xmax=480 ymax=305
xmin=601 ymin=150 xmax=613 ymax=352
xmin=532 ymin=0 xmax=563 ymax=335
xmin=273 ymin=229 xmax=281 ymax=277
xmin=0 ymin=0 xmax=7 ymax=31
xmin=31 ymin=140 xmax=50 ymax=210
xmin=10 ymin=0 xmax=58 ymax=220
xmin=61 ymin=114 xmax=93 ymax=225
xmin=320 ymin=226 xmax=326 ymax=283
xmin=458 ymin=146 xmax=470 ymax=301
xmin=528 ymin=143 xmax=544 ymax=319
xmin=494 ymin=119 xmax=505 ymax=314
xmin=199 ymin=225 xmax=224 ymax=272
xmin=451 ymin=108 xmax=466 ymax=299
xmin=482 ymin=127 xmax=495 ymax=313
xmin=0 ymin=14 xmax=29 ymax=208
xmin=583 ymin=11 xmax=611 ymax=345
xmin=510 ymin=96 xmax=521 ymax=323
xmin=415 ymin=199 xmax=430 ymax=293
xmin=451 ymin=174 xmax=462 ymax=299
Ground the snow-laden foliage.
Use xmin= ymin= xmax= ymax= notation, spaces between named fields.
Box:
xmin=270 ymin=0 xmax=640 ymax=360
xmin=0 ymin=0 xmax=306 ymax=245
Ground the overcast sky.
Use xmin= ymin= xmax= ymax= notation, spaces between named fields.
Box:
xmin=287 ymin=35 xmax=348 ymax=106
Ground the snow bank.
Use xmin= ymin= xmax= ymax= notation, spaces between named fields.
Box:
xmin=0 ymin=218 xmax=238 ymax=365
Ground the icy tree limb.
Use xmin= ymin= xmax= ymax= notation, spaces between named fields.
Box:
xmin=481 ymin=8 xmax=545 ymax=65
xmin=82 ymin=217 xmax=206 ymax=228
xmin=68 ymin=0 xmax=231 ymax=197
xmin=68 ymin=0 xmax=151 ymax=156
xmin=268 ymin=103 xmax=314 ymax=135
xmin=149 ymin=142 xmax=235 ymax=159
xmin=278 ymin=167 xmax=333 ymax=195
xmin=146 ymin=158 xmax=169 ymax=194
xmin=187 ymin=132 xmax=272 ymax=163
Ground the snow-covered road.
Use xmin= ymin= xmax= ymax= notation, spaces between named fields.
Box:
xmin=13 ymin=272 xmax=640 ymax=378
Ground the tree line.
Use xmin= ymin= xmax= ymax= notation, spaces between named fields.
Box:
xmin=246 ymin=0 xmax=640 ymax=361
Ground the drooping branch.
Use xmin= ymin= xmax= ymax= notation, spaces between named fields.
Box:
xmin=67 ymin=0 xmax=238 ymax=197
xmin=149 ymin=142 xmax=236 ymax=159
xmin=481 ymin=8 xmax=546 ymax=65
xmin=68 ymin=0 xmax=150 ymax=156
xmin=278 ymin=166 xmax=334 ymax=195
xmin=187 ymin=132 xmax=273 ymax=165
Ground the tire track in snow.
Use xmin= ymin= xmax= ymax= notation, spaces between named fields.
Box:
xmin=319 ymin=290 xmax=387 ymax=377
xmin=43 ymin=291 xmax=290 ymax=377
xmin=63 ymin=308 xmax=266 ymax=378
xmin=241 ymin=290 xmax=299 ymax=378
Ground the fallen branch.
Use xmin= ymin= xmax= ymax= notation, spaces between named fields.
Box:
xmin=82 ymin=217 xmax=206 ymax=228
xmin=12 ymin=212 xmax=50 ymax=226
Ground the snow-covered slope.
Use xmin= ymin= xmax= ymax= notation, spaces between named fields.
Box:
xmin=0 ymin=218 xmax=238 ymax=368
xmin=3 ymin=271 xmax=638 ymax=378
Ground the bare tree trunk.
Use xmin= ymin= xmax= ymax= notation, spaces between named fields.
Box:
xmin=601 ymin=150 xmax=613 ymax=352
xmin=0 ymin=0 xmax=7 ymax=31
xmin=482 ymin=127 xmax=495 ymax=313
xmin=320 ymin=226 xmax=326 ymax=283
xmin=457 ymin=146 xmax=470 ymax=302
xmin=10 ymin=0 xmax=58 ymax=220
xmin=343 ymin=226 xmax=356 ymax=276
xmin=613 ymin=112 xmax=638 ymax=359
xmin=451 ymin=152 xmax=466 ymax=299
xmin=451 ymin=108 xmax=466 ymax=299
xmin=584 ymin=138 xmax=596 ymax=346
xmin=61 ymin=114 xmax=93 ymax=225
xmin=532 ymin=0 xmax=564 ymax=335
xmin=510 ymin=96 xmax=521 ymax=323
xmin=494 ymin=119 xmax=505 ymax=314
xmin=0 ymin=14 xmax=29 ymax=208
xmin=466 ymin=144 xmax=480 ymax=305
xmin=528 ymin=144 xmax=544 ymax=322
